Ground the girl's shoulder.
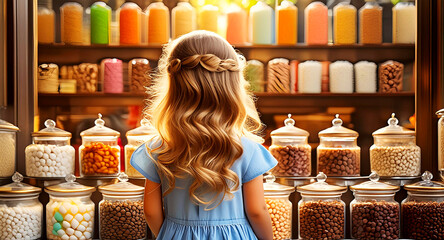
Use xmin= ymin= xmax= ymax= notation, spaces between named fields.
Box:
xmin=130 ymin=136 xmax=162 ymax=183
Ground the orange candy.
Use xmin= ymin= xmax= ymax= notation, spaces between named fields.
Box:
xmin=81 ymin=142 xmax=119 ymax=175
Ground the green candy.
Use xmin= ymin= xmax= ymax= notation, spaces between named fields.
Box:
xmin=52 ymin=229 xmax=58 ymax=236
xmin=54 ymin=212 xmax=63 ymax=222
xmin=53 ymin=222 xmax=62 ymax=232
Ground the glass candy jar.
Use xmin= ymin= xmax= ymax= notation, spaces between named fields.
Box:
xmin=350 ymin=172 xmax=400 ymax=239
xmin=269 ymin=114 xmax=311 ymax=177
xmin=297 ymin=172 xmax=347 ymax=240
xmin=317 ymin=114 xmax=360 ymax=176
xmin=263 ymin=173 xmax=295 ymax=240
xmin=26 ymin=119 xmax=75 ymax=177
xmin=98 ymin=173 xmax=146 ymax=240
xmin=0 ymin=119 xmax=19 ymax=177
xmin=0 ymin=172 xmax=43 ymax=240
xmin=437 ymin=109 xmax=444 ymax=180
xmin=402 ymin=171 xmax=444 ymax=240
xmin=45 ymin=174 xmax=95 ymax=240
xmin=370 ymin=113 xmax=420 ymax=176
xmin=125 ymin=119 xmax=156 ymax=178
xmin=80 ymin=114 xmax=121 ymax=177
xmin=129 ymin=58 xmax=151 ymax=93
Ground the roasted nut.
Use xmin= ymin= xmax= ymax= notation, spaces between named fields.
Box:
xmin=129 ymin=59 xmax=151 ymax=93
xmin=269 ymin=145 xmax=311 ymax=176
xmin=80 ymin=142 xmax=120 ymax=176
xmin=351 ymin=201 xmax=400 ymax=240
xmin=71 ymin=63 xmax=99 ymax=93
xmin=299 ymin=200 xmax=345 ymax=240
xmin=379 ymin=61 xmax=403 ymax=93
xmin=402 ymin=201 xmax=444 ymax=240
xmin=265 ymin=198 xmax=292 ymax=240
xmin=99 ymin=200 xmax=146 ymax=240
xmin=317 ymin=148 xmax=360 ymax=176
xmin=370 ymin=145 xmax=420 ymax=176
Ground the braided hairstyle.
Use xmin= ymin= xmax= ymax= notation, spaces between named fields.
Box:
xmin=145 ymin=30 xmax=263 ymax=209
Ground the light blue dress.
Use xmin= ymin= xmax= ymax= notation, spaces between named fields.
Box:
xmin=130 ymin=137 xmax=277 ymax=240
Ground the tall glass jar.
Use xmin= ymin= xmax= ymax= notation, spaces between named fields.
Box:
xmin=269 ymin=114 xmax=311 ymax=177
xmin=45 ymin=175 xmax=95 ymax=240
xmin=359 ymin=1 xmax=382 ymax=44
xmin=437 ymin=109 xmax=444 ymax=180
xmin=317 ymin=114 xmax=360 ymax=176
xmin=402 ymin=171 xmax=444 ymax=240
xmin=125 ymin=119 xmax=156 ymax=178
xmin=26 ymin=119 xmax=75 ymax=178
xmin=0 ymin=172 xmax=42 ymax=240
xmin=297 ymin=172 xmax=347 ymax=239
xmin=98 ymin=173 xmax=146 ymax=240
xmin=350 ymin=172 xmax=400 ymax=239
xmin=79 ymin=114 xmax=121 ymax=177
xmin=0 ymin=119 xmax=19 ymax=177
xmin=370 ymin=113 xmax=420 ymax=176
xmin=128 ymin=58 xmax=151 ymax=93
xmin=263 ymin=173 xmax=294 ymax=240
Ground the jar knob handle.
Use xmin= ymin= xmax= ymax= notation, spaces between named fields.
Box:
xmin=369 ymin=172 xmax=380 ymax=183
xmin=264 ymin=173 xmax=276 ymax=183
xmin=284 ymin=114 xmax=295 ymax=127
xmin=316 ymin=172 xmax=327 ymax=183
xmin=44 ymin=119 xmax=56 ymax=129
xmin=95 ymin=113 xmax=105 ymax=127
xmin=421 ymin=171 xmax=433 ymax=183
xmin=388 ymin=113 xmax=399 ymax=126
xmin=65 ymin=174 xmax=76 ymax=183
xmin=117 ymin=172 xmax=129 ymax=183
xmin=332 ymin=114 xmax=343 ymax=127
xmin=12 ymin=172 xmax=23 ymax=183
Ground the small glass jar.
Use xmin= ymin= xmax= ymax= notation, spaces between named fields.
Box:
xmin=359 ymin=1 xmax=382 ymax=44
xmin=297 ymin=172 xmax=347 ymax=240
xmin=263 ymin=173 xmax=294 ymax=240
xmin=0 ymin=172 xmax=43 ymax=240
xmin=129 ymin=58 xmax=151 ymax=93
xmin=317 ymin=114 xmax=360 ymax=176
xmin=370 ymin=113 xmax=420 ymax=176
xmin=0 ymin=119 xmax=19 ymax=177
xmin=26 ymin=119 xmax=75 ymax=178
xmin=98 ymin=173 xmax=146 ymax=240
xmin=79 ymin=114 xmax=121 ymax=177
xmin=402 ymin=171 xmax=444 ymax=240
xmin=45 ymin=175 xmax=95 ymax=240
xmin=125 ymin=119 xmax=156 ymax=178
xmin=437 ymin=109 xmax=444 ymax=179
xmin=350 ymin=172 xmax=400 ymax=239
xmin=269 ymin=114 xmax=311 ymax=177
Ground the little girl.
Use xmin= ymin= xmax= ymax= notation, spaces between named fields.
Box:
xmin=131 ymin=30 xmax=277 ymax=240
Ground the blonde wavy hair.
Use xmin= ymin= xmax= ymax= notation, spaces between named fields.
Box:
xmin=145 ymin=30 xmax=263 ymax=209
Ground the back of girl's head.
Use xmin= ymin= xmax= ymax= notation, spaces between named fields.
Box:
xmin=145 ymin=30 xmax=263 ymax=209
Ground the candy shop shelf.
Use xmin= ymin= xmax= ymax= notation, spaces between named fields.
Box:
xmin=276 ymin=175 xmax=421 ymax=187
xmin=38 ymin=43 xmax=415 ymax=64
xmin=38 ymin=92 xmax=415 ymax=110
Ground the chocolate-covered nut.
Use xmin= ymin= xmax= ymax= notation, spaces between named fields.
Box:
xmin=379 ymin=61 xmax=404 ymax=93
xmin=352 ymin=201 xmax=400 ymax=240
xmin=402 ymin=201 xmax=444 ymax=240
xmin=269 ymin=145 xmax=311 ymax=177
xmin=299 ymin=200 xmax=345 ymax=239
xmin=317 ymin=148 xmax=360 ymax=176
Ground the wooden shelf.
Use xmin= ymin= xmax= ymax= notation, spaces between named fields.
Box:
xmin=38 ymin=92 xmax=415 ymax=113
xmin=38 ymin=43 xmax=415 ymax=64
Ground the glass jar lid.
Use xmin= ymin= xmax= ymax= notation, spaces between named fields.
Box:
xmin=318 ymin=114 xmax=358 ymax=138
xmin=271 ymin=114 xmax=309 ymax=137
xmin=0 ymin=118 xmax=19 ymax=132
xmin=297 ymin=172 xmax=347 ymax=195
xmin=372 ymin=113 xmax=415 ymax=136
xmin=32 ymin=119 xmax=72 ymax=137
xmin=80 ymin=113 xmax=120 ymax=137
xmin=350 ymin=172 xmax=400 ymax=194
xmin=98 ymin=173 xmax=145 ymax=196
xmin=126 ymin=119 xmax=157 ymax=137
xmin=45 ymin=174 xmax=95 ymax=197
xmin=436 ymin=109 xmax=444 ymax=118
xmin=263 ymin=173 xmax=295 ymax=196
xmin=0 ymin=172 xmax=41 ymax=197
xmin=404 ymin=171 xmax=444 ymax=192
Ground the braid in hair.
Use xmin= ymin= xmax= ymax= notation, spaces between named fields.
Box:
xmin=168 ymin=54 xmax=240 ymax=74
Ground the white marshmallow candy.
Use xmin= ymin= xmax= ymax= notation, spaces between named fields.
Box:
xmin=25 ymin=144 xmax=75 ymax=177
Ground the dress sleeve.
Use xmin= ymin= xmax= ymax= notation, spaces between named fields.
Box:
xmin=242 ymin=142 xmax=278 ymax=183
xmin=130 ymin=142 xmax=161 ymax=183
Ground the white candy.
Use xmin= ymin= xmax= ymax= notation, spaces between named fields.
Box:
xmin=65 ymin=213 xmax=73 ymax=221
xmin=57 ymin=229 xmax=66 ymax=236
xmin=62 ymin=235 xmax=70 ymax=240
xmin=71 ymin=219 xmax=79 ymax=229
xmin=79 ymin=205 xmax=86 ymax=213
xmin=59 ymin=206 xmax=67 ymax=215
xmin=71 ymin=206 xmax=79 ymax=215
xmin=75 ymin=213 xmax=83 ymax=222
xmin=83 ymin=213 xmax=91 ymax=221
xmin=77 ymin=224 xmax=86 ymax=232
xmin=0 ymin=204 xmax=42 ymax=240
xmin=81 ymin=221 xmax=88 ymax=227
xmin=66 ymin=228 xmax=75 ymax=235
xmin=25 ymin=144 xmax=75 ymax=177
xmin=74 ymin=230 xmax=82 ymax=238
xmin=69 ymin=235 xmax=78 ymax=240
xmin=62 ymin=220 xmax=70 ymax=228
